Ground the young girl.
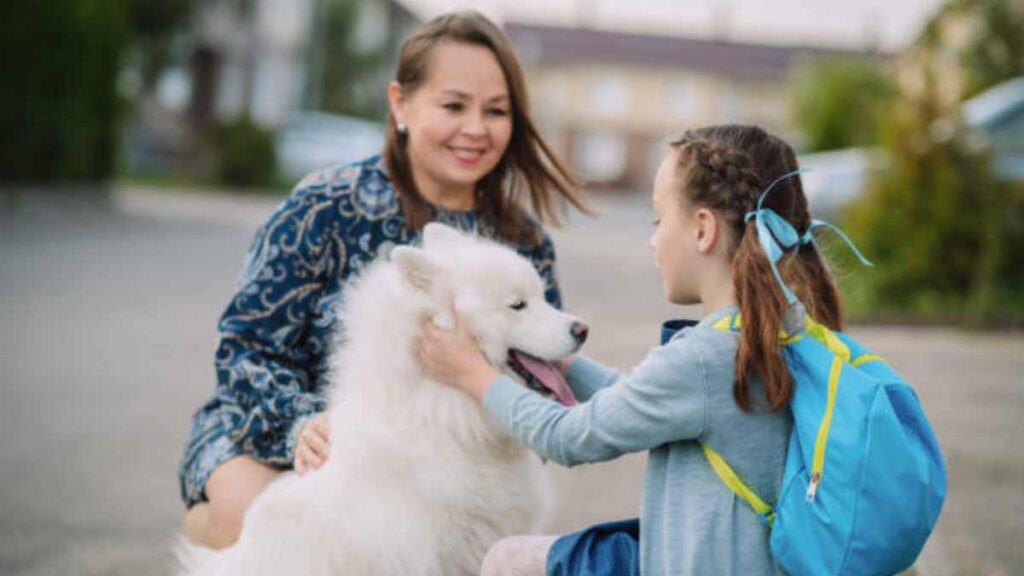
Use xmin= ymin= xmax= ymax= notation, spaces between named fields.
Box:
xmin=418 ymin=124 xmax=845 ymax=575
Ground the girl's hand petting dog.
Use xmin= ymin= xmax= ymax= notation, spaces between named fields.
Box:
xmin=419 ymin=308 xmax=500 ymax=403
xmin=554 ymin=354 xmax=578 ymax=375
xmin=294 ymin=412 xmax=330 ymax=475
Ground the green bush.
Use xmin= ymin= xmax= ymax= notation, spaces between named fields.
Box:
xmin=790 ymin=58 xmax=896 ymax=153
xmin=207 ymin=116 xmax=278 ymax=189
xmin=830 ymin=0 xmax=1024 ymax=328
xmin=0 ymin=1 xmax=128 ymax=183
xmin=838 ymin=101 xmax=1024 ymax=327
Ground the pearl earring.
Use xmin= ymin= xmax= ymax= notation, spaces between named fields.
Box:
xmin=397 ymin=122 xmax=408 ymax=135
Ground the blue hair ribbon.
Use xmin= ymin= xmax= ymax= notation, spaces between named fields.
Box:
xmin=744 ymin=169 xmax=873 ymax=305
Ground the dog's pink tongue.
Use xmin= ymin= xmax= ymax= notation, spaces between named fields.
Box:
xmin=509 ymin=350 xmax=578 ymax=406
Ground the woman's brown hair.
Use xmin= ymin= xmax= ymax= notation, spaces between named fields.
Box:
xmin=669 ymin=125 xmax=843 ymax=412
xmin=384 ymin=10 xmax=589 ymax=246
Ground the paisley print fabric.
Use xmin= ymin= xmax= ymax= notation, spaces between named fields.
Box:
xmin=178 ymin=154 xmax=562 ymax=507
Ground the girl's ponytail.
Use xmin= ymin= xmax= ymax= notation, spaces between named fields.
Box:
xmin=671 ymin=125 xmax=843 ymax=413
xmin=733 ymin=223 xmax=791 ymax=411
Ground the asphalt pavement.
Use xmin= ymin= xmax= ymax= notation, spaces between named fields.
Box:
xmin=0 ymin=186 xmax=1020 ymax=575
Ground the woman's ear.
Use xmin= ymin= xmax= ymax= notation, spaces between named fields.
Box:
xmin=387 ymin=81 xmax=405 ymax=126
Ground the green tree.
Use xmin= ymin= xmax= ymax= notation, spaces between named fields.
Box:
xmin=841 ymin=0 xmax=1024 ymax=326
xmin=128 ymin=0 xmax=193 ymax=90
xmin=308 ymin=0 xmax=390 ymax=119
xmin=790 ymin=58 xmax=896 ymax=152
xmin=948 ymin=0 xmax=1024 ymax=99
xmin=843 ymin=82 xmax=1008 ymax=322
xmin=208 ymin=116 xmax=278 ymax=189
xmin=1 ymin=1 xmax=129 ymax=183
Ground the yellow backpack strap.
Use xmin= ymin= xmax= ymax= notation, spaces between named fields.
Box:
xmin=712 ymin=314 xmax=738 ymax=332
xmin=700 ymin=443 xmax=775 ymax=527
xmin=851 ymin=354 xmax=883 ymax=367
xmin=710 ymin=312 xmax=802 ymax=344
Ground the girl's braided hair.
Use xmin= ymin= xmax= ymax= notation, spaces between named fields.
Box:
xmin=669 ymin=125 xmax=843 ymax=412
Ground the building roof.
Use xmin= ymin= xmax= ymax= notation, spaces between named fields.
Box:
xmin=504 ymin=22 xmax=889 ymax=81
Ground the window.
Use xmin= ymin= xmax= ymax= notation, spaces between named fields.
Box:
xmin=574 ymin=131 xmax=627 ymax=182
xmin=717 ymin=89 xmax=746 ymax=122
xmin=590 ymin=74 xmax=627 ymax=115
xmin=666 ymin=80 xmax=701 ymax=120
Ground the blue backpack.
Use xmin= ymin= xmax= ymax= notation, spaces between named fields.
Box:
xmin=700 ymin=172 xmax=947 ymax=575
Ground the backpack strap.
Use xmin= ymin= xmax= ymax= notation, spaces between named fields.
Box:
xmin=700 ymin=443 xmax=775 ymax=527
xmin=704 ymin=317 xmax=779 ymax=523
xmin=851 ymin=353 xmax=882 ymax=367
xmin=712 ymin=312 xmax=883 ymax=367
xmin=711 ymin=312 xmax=803 ymax=345
xmin=709 ymin=312 xmax=884 ymax=503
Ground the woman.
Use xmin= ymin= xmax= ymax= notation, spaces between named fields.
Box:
xmin=178 ymin=10 xmax=588 ymax=549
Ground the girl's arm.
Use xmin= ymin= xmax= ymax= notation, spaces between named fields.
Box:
xmin=483 ymin=341 xmax=708 ymax=466
xmin=419 ymin=319 xmax=709 ymax=467
xmin=563 ymin=355 xmax=624 ymax=402
xmin=520 ymin=230 xmax=624 ymax=401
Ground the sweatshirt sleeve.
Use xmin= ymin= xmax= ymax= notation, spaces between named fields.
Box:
xmin=564 ymin=355 xmax=624 ymax=402
xmin=483 ymin=339 xmax=709 ymax=467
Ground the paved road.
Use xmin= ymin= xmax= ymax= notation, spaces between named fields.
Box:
xmin=0 ymin=187 xmax=1021 ymax=575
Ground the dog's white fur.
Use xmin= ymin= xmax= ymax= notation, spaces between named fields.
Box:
xmin=175 ymin=224 xmax=585 ymax=576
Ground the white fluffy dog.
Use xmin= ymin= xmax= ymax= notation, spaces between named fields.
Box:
xmin=175 ymin=223 xmax=587 ymax=576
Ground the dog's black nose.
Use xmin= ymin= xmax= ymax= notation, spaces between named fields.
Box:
xmin=570 ymin=322 xmax=589 ymax=345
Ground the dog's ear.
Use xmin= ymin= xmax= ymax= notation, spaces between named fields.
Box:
xmin=423 ymin=223 xmax=466 ymax=250
xmin=391 ymin=246 xmax=440 ymax=293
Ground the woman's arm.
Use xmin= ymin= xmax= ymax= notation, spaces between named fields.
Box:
xmin=519 ymin=228 xmax=563 ymax=310
xmin=215 ymin=182 xmax=341 ymax=466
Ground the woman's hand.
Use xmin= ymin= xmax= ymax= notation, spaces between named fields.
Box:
xmin=294 ymin=412 xmax=330 ymax=476
xmin=418 ymin=308 xmax=500 ymax=402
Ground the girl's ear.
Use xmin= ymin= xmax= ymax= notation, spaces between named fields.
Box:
xmin=694 ymin=208 xmax=721 ymax=254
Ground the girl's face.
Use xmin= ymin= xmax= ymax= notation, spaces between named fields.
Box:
xmin=389 ymin=41 xmax=513 ymax=199
xmin=650 ymin=155 xmax=700 ymax=304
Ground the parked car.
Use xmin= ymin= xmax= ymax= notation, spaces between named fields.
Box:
xmin=275 ymin=112 xmax=386 ymax=181
xmin=799 ymin=75 xmax=1024 ymax=217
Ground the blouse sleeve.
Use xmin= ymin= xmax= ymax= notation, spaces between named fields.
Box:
xmin=519 ymin=228 xmax=563 ymax=309
xmin=214 ymin=180 xmax=340 ymax=464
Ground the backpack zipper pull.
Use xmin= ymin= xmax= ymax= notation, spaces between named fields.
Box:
xmin=806 ymin=472 xmax=821 ymax=502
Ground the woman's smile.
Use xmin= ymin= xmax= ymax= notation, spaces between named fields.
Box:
xmin=449 ymin=145 xmax=486 ymax=166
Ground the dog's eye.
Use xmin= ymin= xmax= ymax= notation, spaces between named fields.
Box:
xmin=509 ymin=299 xmax=527 ymax=311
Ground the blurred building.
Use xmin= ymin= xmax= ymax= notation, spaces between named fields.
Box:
xmin=189 ymin=0 xmax=421 ymax=128
xmin=126 ymin=0 xmax=423 ymax=177
xmin=504 ymin=23 xmax=884 ymax=190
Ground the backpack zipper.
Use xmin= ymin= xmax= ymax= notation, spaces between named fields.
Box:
xmin=807 ymin=355 xmax=843 ymax=502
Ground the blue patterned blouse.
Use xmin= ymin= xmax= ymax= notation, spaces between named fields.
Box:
xmin=178 ymin=154 xmax=562 ymax=507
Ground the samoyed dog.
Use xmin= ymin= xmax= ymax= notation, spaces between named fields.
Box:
xmin=175 ymin=223 xmax=588 ymax=576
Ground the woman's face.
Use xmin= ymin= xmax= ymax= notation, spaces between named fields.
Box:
xmin=390 ymin=41 xmax=513 ymax=200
